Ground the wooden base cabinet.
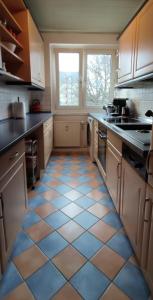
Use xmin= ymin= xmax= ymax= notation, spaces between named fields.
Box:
xmin=0 ymin=140 xmax=27 ymax=272
xmin=106 ymin=140 xmax=121 ymax=213
xmin=141 ymin=184 xmax=153 ymax=295
xmin=120 ymin=159 xmax=146 ymax=261
xmin=43 ymin=117 xmax=53 ymax=168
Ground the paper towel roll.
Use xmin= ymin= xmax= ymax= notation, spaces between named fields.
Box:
xmin=13 ymin=101 xmax=26 ymax=119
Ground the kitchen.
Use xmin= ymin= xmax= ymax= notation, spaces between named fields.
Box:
xmin=0 ymin=0 xmax=153 ymax=299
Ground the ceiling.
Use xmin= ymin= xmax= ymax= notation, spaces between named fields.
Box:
xmin=25 ymin=0 xmax=145 ymax=33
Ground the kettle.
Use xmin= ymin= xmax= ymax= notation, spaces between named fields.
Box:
xmin=103 ymin=104 xmax=115 ymax=114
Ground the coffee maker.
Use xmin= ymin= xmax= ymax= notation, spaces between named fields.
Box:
xmin=113 ymin=98 xmax=128 ymax=116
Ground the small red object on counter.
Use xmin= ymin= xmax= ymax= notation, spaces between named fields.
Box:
xmin=31 ymin=99 xmax=41 ymax=112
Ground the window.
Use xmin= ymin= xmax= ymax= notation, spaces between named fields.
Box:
xmin=85 ymin=54 xmax=112 ymax=107
xmin=54 ymin=48 xmax=115 ymax=109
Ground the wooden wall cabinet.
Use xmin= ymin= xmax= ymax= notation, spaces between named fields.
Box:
xmin=0 ymin=140 xmax=27 ymax=272
xmin=120 ymin=158 xmax=146 ymax=260
xmin=134 ymin=0 xmax=153 ymax=78
xmin=13 ymin=9 xmax=45 ymax=88
xmin=118 ymin=0 xmax=153 ymax=83
xmin=118 ymin=19 xmax=136 ymax=83
xmin=106 ymin=131 xmax=122 ymax=212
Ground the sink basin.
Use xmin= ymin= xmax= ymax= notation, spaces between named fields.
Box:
xmin=114 ymin=124 xmax=152 ymax=130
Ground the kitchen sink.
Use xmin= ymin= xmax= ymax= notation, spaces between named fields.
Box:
xmin=114 ymin=124 xmax=152 ymax=130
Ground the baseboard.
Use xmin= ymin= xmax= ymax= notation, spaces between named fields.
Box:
xmin=52 ymin=147 xmax=88 ymax=153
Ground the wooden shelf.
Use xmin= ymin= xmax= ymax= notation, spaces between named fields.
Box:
xmin=0 ymin=42 xmax=24 ymax=64
xmin=0 ymin=69 xmax=23 ymax=82
xmin=0 ymin=1 xmax=22 ymax=34
xmin=0 ymin=23 xmax=23 ymax=51
xmin=2 ymin=0 xmax=26 ymax=12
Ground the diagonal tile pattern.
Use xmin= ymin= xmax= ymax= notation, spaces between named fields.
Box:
xmin=0 ymin=153 xmax=151 ymax=300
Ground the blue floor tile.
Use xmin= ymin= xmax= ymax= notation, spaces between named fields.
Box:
xmin=70 ymin=262 xmax=110 ymax=300
xmin=102 ymin=211 xmax=123 ymax=230
xmin=28 ymin=195 xmax=46 ymax=209
xmin=53 ymin=184 xmax=72 ymax=194
xmin=22 ymin=211 xmax=41 ymax=229
xmin=78 ymin=176 xmax=91 ymax=183
xmin=107 ymin=233 xmax=134 ymax=260
xmin=51 ymin=196 xmax=71 ymax=209
xmin=75 ymin=185 xmax=93 ymax=194
xmin=58 ymin=175 xmax=72 ymax=183
xmin=37 ymin=232 xmax=68 ymax=258
xmin=26 ymin=261 xmax=66 ymax=300
xmin=74 ymin=211 xmax=98 ymax=229
xmin=75 ymin=196 xmax=95 ymax=209
xmin=45 ymin=211 xmax=70 ymax=229
xmin=35 ymin=185 xmax=50 ymax=193
xmin=98 ymin=185 xmax=108 ymax=193
xmin=0 ymin=263 xmax=23 ymax=298
xmin=11 ymin=231 xmax=34 ymax=258
xmin=114 ymin=262 xmax=150 ymax=300
xmin=99 ymin=197 xmax=115 ymax=209
xmin=40 ymin=174 xmax=52 ymax=183
xmin=73 ymin=232 xmax=103 ymax=259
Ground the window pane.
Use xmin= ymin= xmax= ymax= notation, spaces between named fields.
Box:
xmin=58 ymin=53 xmax=79 ymax=106
xmin=86 ymin=54 xmax=112 ymax=106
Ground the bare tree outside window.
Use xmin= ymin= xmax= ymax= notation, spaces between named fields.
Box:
xmin=86 ymin=54 xmax=112 ymax=106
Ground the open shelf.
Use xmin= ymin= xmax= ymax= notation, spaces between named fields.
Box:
xmin=0 ymin=69 xmax=23 ymax=82
xmin=2 ymin=0 xmax=26 ymax=12
xmin=0 ymin=0 xmax=22 ymax=34
xmin=0 ymin=42 xmax=24 ymax=64
xmin=0 ymin=23 xmax=23 ymax=51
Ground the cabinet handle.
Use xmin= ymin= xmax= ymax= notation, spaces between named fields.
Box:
xmin=144 ymin=198 xmax=151 ymax=223
xmin=9 ymin=152 xmax=20 ymax=161
xmin=117 ymin=162 xmax=121 ymax=178
xmin=146 ymin=150 xmax=153 ymax=176
xmin=0 ymin=193 xmax=4 ymax=218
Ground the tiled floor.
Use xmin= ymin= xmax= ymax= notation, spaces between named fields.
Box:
xmin=0 ymin=153 xmax=151 ymax=300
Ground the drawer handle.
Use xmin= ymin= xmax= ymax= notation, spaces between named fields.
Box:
xmin=10 ymin=152 xmax=20 ymax=161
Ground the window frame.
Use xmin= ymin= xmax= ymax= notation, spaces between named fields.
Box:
xmin=53 ymin=47 xmax=116 ymax=111
xmin=55 ymin=48 xmax=83 ymax=110
xmin=83 ymin=49 xmax=116 ymax=109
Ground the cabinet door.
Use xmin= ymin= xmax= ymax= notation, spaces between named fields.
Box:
xmin=134 ymin=0 xmax=153 ymax=77
xmin=94 ymin=121 xmax=98 ymax=161
xmin=106 ymin=142 xmax=121 ymax=212
xmin=54 ymin=122 xmax=81 ymax=147
xmin=146 ymin=186 xmax=153 ymax=292
xmin=44 ymin=126 xmax=53 ymax=167
xmin=120 ymin=159 xmax=146 ymax=260
xmin=118 ymin=19 xmax=136 ymax=83
xmin=28 ymin=12 xmax=45 ymax=87
xmin=0 ymin=157 xmax=27 ymax=270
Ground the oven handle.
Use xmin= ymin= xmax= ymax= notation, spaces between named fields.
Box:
xmin=96 ymin=130 xmax=107 ymax=140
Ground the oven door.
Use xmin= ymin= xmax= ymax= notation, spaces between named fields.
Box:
xmin=98 ymin=130 xmax=107 ymax=172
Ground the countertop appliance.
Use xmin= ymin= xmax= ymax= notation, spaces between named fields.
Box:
xmin=113 ymin=98 xmax=128 ymax=116
xmin=97 ymin=122 xmax=107 ymax=173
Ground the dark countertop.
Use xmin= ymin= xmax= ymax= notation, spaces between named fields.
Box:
xmin=89 ymin=113 xmax=152 ymax=157
xmin=0 ymin=113 xmax=53 ymax=155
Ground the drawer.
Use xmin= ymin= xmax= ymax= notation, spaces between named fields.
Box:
xmin=43 ymin=117 xmax=53 ymax=132
xmin=0 ymin=140 xmax=25 ymax=180
xmin=107 ymin=130 xmax=122 ymax=154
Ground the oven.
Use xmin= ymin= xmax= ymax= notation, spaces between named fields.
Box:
xmin=97 ymin=122 xmax=107 ymax=173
